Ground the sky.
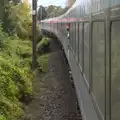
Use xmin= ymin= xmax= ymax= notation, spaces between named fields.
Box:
xmin=28 ymin=0 xmax=67 ymax=8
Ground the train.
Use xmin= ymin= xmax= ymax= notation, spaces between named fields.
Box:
xmin=40 ymin=0 xmax=120 ymax=120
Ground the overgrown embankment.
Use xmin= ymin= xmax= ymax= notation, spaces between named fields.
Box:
xmin=0 ymin=26 xmax=33 ymax=120
xmin=0 ymin=1 xmax=40 ymax=120
xmin=0 ymin=25 xmax=50 ymax=120
xmin=0 ymin=0 xmax=51 ymax=119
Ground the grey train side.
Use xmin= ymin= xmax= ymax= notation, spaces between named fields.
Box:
xmin=40 ymin=0 xmax=120 ymax=120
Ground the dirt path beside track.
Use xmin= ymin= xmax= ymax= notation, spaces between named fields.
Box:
xmin=23 ymin=39 xmax=82 ymax=120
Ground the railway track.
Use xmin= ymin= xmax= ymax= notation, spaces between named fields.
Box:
xmin=23 ymin=39 xmax=82 ymax=120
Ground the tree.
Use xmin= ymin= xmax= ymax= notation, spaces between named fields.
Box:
xmin=47 ymin=5 xmax=56 ymax=14
xmin=2 ymin=0 xmax=33 ymax=38
xmin=0 ymin=0 xmax=23 ymax=34
xmin=46 ymin=5 xmax=68 ymax=18
xmin=37 ymin=5 xmax=47 ymax=20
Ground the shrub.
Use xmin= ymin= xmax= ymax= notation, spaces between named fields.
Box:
xmin=0 ymin=1 xmax=34 ymax=119
xmin=37 ymin=37 xmax=50 ymax=54
xmin=37 ymin=54 xmax=49 ymax=72
xmin=0 ymin=24 xmax=33 ymax=119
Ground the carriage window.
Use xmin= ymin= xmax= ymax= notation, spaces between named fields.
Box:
xmin=111 ymin=0 xmax=120 ymax=6
xmin=75 ymin=23 xmax=77 ymax=55
xmin=73 ymin=23 xmax=76 ymax=53
xmin=64 ymin=23 xmax=67 ymax=36
xmin=111 ymin=21 xmax=120 ymax=120
xmin=79 ymin=23 xmax=83 ymax=68
xmin=76 ymin=23 xmax=79 ymax=62
xmin=84 ymin=23 xmax=89 ymax=84
xmin=92 ymin=22 xmax=105 ymax=117
xmin=71 ymin=23 xmax=74 ymax=49
xmin=69 ymin=23 xmax=72 ymax=47
xmin=63 ymin=23 xmax=65 ymax=35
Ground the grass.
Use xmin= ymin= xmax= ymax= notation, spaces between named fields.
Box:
xmin=37 ymin=54 xmax=49 ymax=73
xmin=36 ymin=37 xmax=50 ymax=73
xmin=0 ymin=34 xmax=33 ymax=120
xmin=37 ymin=37 xmax=50 ymax=50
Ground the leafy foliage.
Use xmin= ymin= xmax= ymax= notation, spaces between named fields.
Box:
xmin=0 ymin=25 xmax=33 ymax=120
xmin=37 ymin=54 xmax=49 ymax=73
xmin=37 ymin=37 xmax=49 ymax=49
xmin=37 ymin=5 xmax=47 ymax=20
xmin=37 ymin=37 xmax=50 ymax=55
xmin=1 ymin=0 xmax=40 ymax=40
xmin=39 ymin=5 xmax=68 ymax=18
xmin=0 ymin=0 xmax=34 ymax=120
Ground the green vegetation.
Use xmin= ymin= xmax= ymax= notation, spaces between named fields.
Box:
xmin=0 ymin=25 xmax=33 ymax=120
xmin=37 ymin=37 xmax=49 ymax=49
xmin=37 ymin=54 xmax=49 ymax=73
xmin=37 ymin=38 xmax=50 ymax=72
xmin=37 ymin=37 xmax=50 ymax=55
xmin=37 ymin=5 xmax=68 ymax=19
xmin=0 ymin=0 xmax=36 ymax=120
xmin=0 ymin=0 xmax=74 ymax=119
xmin=0 ymin=0 xmax=50 ymax=119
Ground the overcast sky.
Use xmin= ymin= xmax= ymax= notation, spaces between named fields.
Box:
xmin=28 ymin=0 xmax=67 ymax=8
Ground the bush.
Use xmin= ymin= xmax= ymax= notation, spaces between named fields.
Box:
xmin=0 ymin=24 xmax=33 ymax=120
xmin=0 ymin=115 xmax=6 ymax=120
xmin=0 ymin=1 xmax=35 ymax=119
xmin=37 ymin=37 xmax=50 ymax=54
xmin=0 ymin=58 xmax=23 ymax=120
xmin=0 ymin=54 xmax=33 ymax=119
xmin=37 ymin=37 xmax=49 ymax=48
xmin=37 ymin=54 xmax=49 ymax=72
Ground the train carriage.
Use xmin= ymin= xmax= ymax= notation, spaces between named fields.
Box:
xmin=40 ymin=0 xmax=120 ymax=120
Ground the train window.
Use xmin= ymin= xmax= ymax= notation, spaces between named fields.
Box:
xmin=104 ymin=0 xmax=109 ymax=8
xmin=92 ymin=22 xmax=105 ymax=117
xmin=63 ymin=23 xmax=65 ymax=35
xmin=79 ymin=23 xmax=83 ymax=68
xmin=111 ymin=21 xmax=120 ymax=120
xmin=76 ymin=6 xmax=80 ymax=19
xmin=73 ymin=23 xmax=76 ymax=53
xmin=84 ymin=23 xmax=89 ymax=84
xmin=71 ymin=23 xmax=73 ymax=49
xmin=76 ymin=23 xmax=79 ymax=62
xmin=80 ymin=6 xmax=82 ymax=17
xmin=63 ymin=23 xmax=67 ymax=36
xmin=70 ymin=23 xmax=72 ymax=49
xmin=70 ymin=23 xmax=71 ymax=48
xmin=72 ymin=23 xmax=74 ymax=50
xmin=71 ymin=23 xmax=74 ymax=50
xmin=74 ymin=23 xmax=76 ymax=55
xmin=62 ymin=23 xmax=64 ymax=35
xmin=111 ymin=0 xmax=120 ymax=6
